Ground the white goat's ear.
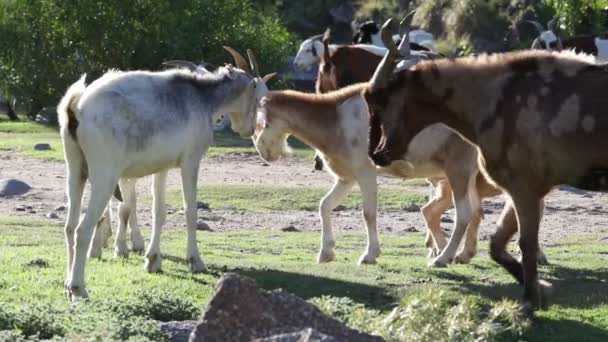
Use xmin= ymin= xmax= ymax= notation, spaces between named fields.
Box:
xmin=262 ymin=73 xmax=277 ymax=83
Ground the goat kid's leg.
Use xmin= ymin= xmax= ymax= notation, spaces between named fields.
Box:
xmin=88 ymin=205 xmax=112 ymax=258
xmin=421 ymin=179 xmax=451 ymax=258
xmin=430 ymin=175 xmax=478 ymax=268
xmin=144 ymin=171 xmax=167 ymax=272
xmin=512 ymin=193 xmax=551 ymax=314
xmin=454 ymin=204 xmax=482 ymax=264
xmin=114 ymin=178 xmax=136 ymax=258
xmin=180 ymin=161 xmax=207 ymax=273
xmin=318 ymin=179 xmax=353 ymax=263
xmin=356 ymin=169 xmax=380 ymax=265
xmin=67 ymin=171 xmax=118 ymax=300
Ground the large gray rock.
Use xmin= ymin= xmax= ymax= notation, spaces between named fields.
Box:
xmin=160 ymin=321 xmax=197 ymax=342
xmin=190 ymin=273 xmax=383 ymax=342
xmin=0 ymin=179 xmax=31 ymax=197
xmin=254 ymin=328 xmax=340 ymax=342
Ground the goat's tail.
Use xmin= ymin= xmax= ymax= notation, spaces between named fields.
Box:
xmin=57 ymin=75 xmax=124 ymax=202
xmin=58 ymin=74 xmax=87 ymax=141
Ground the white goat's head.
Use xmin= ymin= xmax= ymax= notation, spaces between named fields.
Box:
xmin=251 ymin=99 xmax=292 ymax=162
xmin=293 ymin=34 xmax=324 ymax=71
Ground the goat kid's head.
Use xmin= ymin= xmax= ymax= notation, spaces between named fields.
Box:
xmin=294 ymin=34 xmax=324 ymax=71
xmin=526 ymin=18 xmax=563 ymax=51
xmin=223 ymin=47 xmax=276 ymax=138
xmin=251 ymin=99 xmax=292 ymax=162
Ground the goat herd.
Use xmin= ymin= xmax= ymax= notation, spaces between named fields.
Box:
xmin=55 ymin=13 xmax=608 ymax=316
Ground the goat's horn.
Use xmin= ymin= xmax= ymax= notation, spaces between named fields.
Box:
xmin=370 ymin=18 xmax=399 ymax=91
xmin=397 ymin=10 xmax=416 ymax=58
xmin=547 ymin=17 xmax=558 ymax=32
xmin=162 ymin=60 xmax=198 ymax=71
xmin=524 ymin=20 xmax=545 ymax=35
xmin=309 ymin=33 xmax=324 ymax=41
xmin=246 ymin=49 xmax=260 ymax=78
xmin=223 ymin=46 xmax=251 ymax=73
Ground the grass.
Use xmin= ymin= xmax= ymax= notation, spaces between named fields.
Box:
xmin=1 ymin=215 xmax=607 ymax=340
xmin=0 ymin=117 xmax=315 ymax=161
xmin=164 ymin=184 xmax=428 ymax=212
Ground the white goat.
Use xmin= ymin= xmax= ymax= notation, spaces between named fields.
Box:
xmin=58 ymin=48 xmax=273 ymax=300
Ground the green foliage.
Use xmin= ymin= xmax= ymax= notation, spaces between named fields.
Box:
xmin=100 ymin=289 xmax=199 ymax=322
xmin=0 ymin=303 xmax=65 ymax=339
xmin=541 ymin=0 xmax=608 ymax=36
xmin=0 ymin=0 xmax=293 ymax=116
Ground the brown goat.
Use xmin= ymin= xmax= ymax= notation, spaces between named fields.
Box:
xmin=314 ymin=29 xmax=545 ymax=267
xmin=366 ymin=20 xmax=607 ymax=313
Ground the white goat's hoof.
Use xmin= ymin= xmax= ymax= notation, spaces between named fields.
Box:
xmin=87 ymin=246 xmax=103 ymax=259
xmin=317 ymin=249 xmax=336 ymax=263
xmin=131 ymin=235 xmax=146 ymax=253
xmin=114 ymin=241 xmax=130 ymax=258
xmin=428 ymin=257 xmax=449 ymax=268
xmin=144 ymin=253 xmax=162 ymax=273
xmin=358 ymin=254 xmax=377 ymax=265
xmin=453 ymin=251 xmax=475 ymax=264
xmin=189 ymin=257 xmax=207 ymax=273
xmin=66 ymin=283 xmax=88 ymax=301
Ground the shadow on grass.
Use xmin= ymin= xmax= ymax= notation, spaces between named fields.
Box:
xmin=159 ymin=254 xmax=395 ymax=310
xmin=431 ymin=263 xmax=608 ymax=309
xmin=526 ymin=317 xmax=608 ymax=342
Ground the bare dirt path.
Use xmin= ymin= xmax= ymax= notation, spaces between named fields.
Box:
xmin=2 ymin=151 xmax=608 ymax=248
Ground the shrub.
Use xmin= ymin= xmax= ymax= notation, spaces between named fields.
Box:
xmin=0 ymin=0 xmax=293 ymax=117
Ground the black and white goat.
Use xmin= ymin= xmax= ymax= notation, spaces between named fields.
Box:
xmin=352 ymin=20 xmax=436 ymax=52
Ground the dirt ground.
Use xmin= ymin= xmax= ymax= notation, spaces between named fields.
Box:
xmin=1 ymin=151 xmax=608 ymax=248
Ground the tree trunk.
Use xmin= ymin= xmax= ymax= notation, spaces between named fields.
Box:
xmin=6 ymin=99 xmax=18 ymax=121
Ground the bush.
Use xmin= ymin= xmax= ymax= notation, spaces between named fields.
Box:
xmin=0 ymin=0 xmax=294 ymax=117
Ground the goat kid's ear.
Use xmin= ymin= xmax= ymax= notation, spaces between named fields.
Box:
xmin=262 ymin=73 xmax=277 ymax=84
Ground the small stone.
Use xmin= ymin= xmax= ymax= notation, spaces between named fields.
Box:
xmin=197 ymin=201 xmax=210 ymax=210
xmin=15 ymin=207 xmax=26 ymax=212
xmin=281 ymin=225 xmax=300 ymax=232
xmin=33 ymin=143 xmax=51 ymax=151
xmin=404 ymin=226 xmax=419 ymax=232
xmin=0 ymin=179 xmax=31 ymax=197
xmin=197 ymin=222 xmax=213 ymax=231
xmin=483 ymin=208 xmax=493 ymax=214
xmin=440 ymin=216 xmax=453 ymax=223
xmin=29 ymin=210 xmax=36 ymax=214
xmin=23 ymin=258 xmax=49 ymax=268
xmin=55 ymin=205 xmax=66 ymax=211
xmin=404 ymin=203 xmax=420 ymax=212
xmin=46 ymin=212 xmax=59 ymax=219
xmin=261 ymin=162 xmax=270 ymax=166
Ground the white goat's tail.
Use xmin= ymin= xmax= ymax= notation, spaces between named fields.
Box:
xmin=58 ymin=74 xmax=87 ymax=140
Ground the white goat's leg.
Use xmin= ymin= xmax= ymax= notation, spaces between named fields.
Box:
xmin=144 ymin=171 xmax=167 ymax=273
xmin=430 ymin=174 xmax=478 ymax=268
xmin=67 ymin=171 xmax=119 ymax=300
xmin=114 ymin=178 xmax=136 ymax=258
xmin=356 ymin=168 xmax=380 ymax=265
xmin=421 ymin=179 xmax=451 ymax=258
xmin=318 ymin=178 xmax=353 ymax=263
xmin=63 ymin=143 xmax=86 ymax=291
xmin=180 ymin=161 xmax=207 ymax=273
xmin=88 ymin=205 xmax=112 ymax=258
xmin=128 ymin=191 xmax=145 ymax=252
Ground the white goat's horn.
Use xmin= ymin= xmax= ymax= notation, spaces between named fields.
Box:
xmin=247 ymin=49 xmax=260 ymax=78
xmin=223 ymin=46 xmax=251 ymax=74
xmin=162 ymin=60 xmax=198 ymax=71
xmin=547 ymin=17 xmax=558 ymax=32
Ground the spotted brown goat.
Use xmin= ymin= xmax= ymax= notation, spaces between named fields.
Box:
xmin=314 ymin=25 xmax=546 ymax=267
xmin=366 ymin=19 xmax=607 ymax=313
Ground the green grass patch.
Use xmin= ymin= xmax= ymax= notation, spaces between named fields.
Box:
xmin=1 ymin=216 xmax=607 ymax=340
xmin=164 ymin=184 xmax=428 ymax=212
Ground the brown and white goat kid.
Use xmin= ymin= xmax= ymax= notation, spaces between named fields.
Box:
xmin=314 ymin=27 xmax=544 ymax=266
xmin=366 ymin=19 xmax=608 ymax=313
